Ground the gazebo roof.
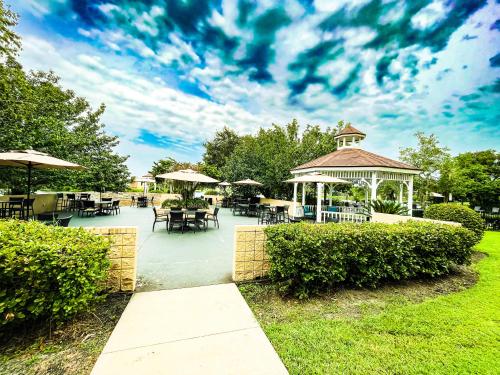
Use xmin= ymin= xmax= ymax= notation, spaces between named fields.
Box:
xmin=334 ymin=125 xmax=366 ymax=138
xmin=292 ymin=147 xmax=419 ymax=171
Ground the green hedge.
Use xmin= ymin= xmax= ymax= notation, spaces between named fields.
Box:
xmin=424 ymin=203 xmax=485 ymax=243
xmin=0 ymin=220 xmax=110 ymax=326
xmin=265 ymin=222 xmax=476 ymax=298
xmin=161 ymin=198 xmax=209 ymax=209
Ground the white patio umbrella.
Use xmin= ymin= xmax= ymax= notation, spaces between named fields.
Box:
xmin=218 ymin=181 xmax=232 ymax=187
xmin=233 ymin=178 xmax=263 ymax=186
xmin=0 ymin=149 xmax=84 ymax=216
xmin=156 ymin=169 xmax=219 ymax=184
xmin=156 ymin=169 xmax=219 ymax=206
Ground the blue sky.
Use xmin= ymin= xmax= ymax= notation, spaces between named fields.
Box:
xmin=9 ymin=0 xmax=500 ymax=176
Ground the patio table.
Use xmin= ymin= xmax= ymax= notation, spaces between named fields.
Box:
xmin=95 ymin=201 xmax=114 ymax=215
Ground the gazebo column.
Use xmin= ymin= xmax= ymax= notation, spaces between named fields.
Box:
xmin=370 ymin=172 xmax=378 ymax=214
xmin=302 ymin=183 xmax=306 ymax=206
xmin=316 ymin=182 xmax=323 ymax=223
xmin=408 ymin=175 xmax=414 ymax=216
xmin=328 ymin=185 xmax=332 ymax=206
xmin=293 ymin=182 xmax=298 ymax=217
xmin=399 ymin=183 xmax=403 ymax=203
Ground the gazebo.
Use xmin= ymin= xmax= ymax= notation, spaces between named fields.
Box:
xmin=290 ymin=125 xmax=420 ymax=222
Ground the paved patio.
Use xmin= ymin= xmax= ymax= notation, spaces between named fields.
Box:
xmin=70 ymin=206 xmax=256 ymax=291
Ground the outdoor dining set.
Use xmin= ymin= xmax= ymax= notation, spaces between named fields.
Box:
xmin=152 ymin=207 xmax=220 ymax=233
xmin=56 ymin=193 xmax=121 ymax=217
xmin=231 ymin=198 xmax=291 ymax=224
xmin=0 ymin=197 xmax=35 ymax=220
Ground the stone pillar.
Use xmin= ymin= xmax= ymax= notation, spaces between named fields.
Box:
xmin=293 ymin=182 xmax=298 ymax=218
xmin=316 ymin=182 xmax=323 ymax=222
xmin=302 ymin=183 xmax=306 ymax=206
xmin=408 ymin=175 xmax=414 ymax=216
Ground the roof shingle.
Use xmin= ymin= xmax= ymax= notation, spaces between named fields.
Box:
xmin=292 ymin=148 xmax=419 ymax=171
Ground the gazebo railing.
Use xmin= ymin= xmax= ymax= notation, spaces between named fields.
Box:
xmin=321 ymin=211 xmax=369 ymax=223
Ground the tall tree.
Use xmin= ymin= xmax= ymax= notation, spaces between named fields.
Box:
xmin=0 ymin=5 xmax=130 ymax=193
xmin=0 ymin=0 xmax=20 ymax=58
xmin=223 ymin=119 xmax=340 ymax=199
xmin=450 ymin=150 xmax=500 ymax=209
xmin=400 ymin=132 xmax=450 ymax=206
xmin=203 ymin=126 xmax=241 ymax=169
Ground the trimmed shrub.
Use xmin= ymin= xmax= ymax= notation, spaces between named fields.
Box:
xmin=424 ymin=203 xmax=485 ymax=242
xmin=265 ymin=221 xmax=476 ymax=298
xmin=0 ymin=220 xmax=110 ymax=326
xmin=161 ymin=198 xmax=209 ymax=209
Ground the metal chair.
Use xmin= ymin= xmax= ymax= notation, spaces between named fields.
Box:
xmin=8 ymin=198 xmax=23 ymax=219
xmin=22 ymin=198 xmax=35 ymax=219
xmin=78 ymin=200 xmax=96 ymax=217
xmin=168 ymin=211 xmax=185 ymax=233
xmin=152 ymin=207 xmax=169 ymax=232
xmin=187 ymin=211 xmax=207 ymax=233
xmin=205 ymin=207 xmax=220 ymax=228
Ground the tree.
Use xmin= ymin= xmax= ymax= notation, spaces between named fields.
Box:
xmin=203 ymin=126 xmax=240 ymax=169
xmin=0 ymin=7 xmax=130 ymax=193
xmin=400 ymin=132 xmax=450 ymax=206
xmin=223 ymin=119 xmax=340 ymax=199
xmin=150 ymin=157 xmax=177 ymax=176
xmin=450 ymin=150 xmax=499 ymax=209
xmin=0 ymin=0 xmax=20 ymax=58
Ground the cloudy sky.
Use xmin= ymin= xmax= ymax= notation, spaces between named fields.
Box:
xmin=9 ymin=0 xmax=500 ymax=176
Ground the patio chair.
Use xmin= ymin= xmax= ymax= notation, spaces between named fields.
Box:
xmin=22 ymin=198 xmax=36 ymax=220
xmin=111 ymin=200 xmax=120 ymax=215
xmin=152 ymin=207 xmax=169 ymax=232
xmin=80 ymin=193 xmax=91 ymax=200
xmin=258 ymin=205 xmax=273 ymax=225
xmin=248 ymin=203 xmax=258 ymax=217
xmin=78 ymin=200 xmax=96 ymax=217
xmin=102 ymin=197 xmax=112 ymax=202
xmin=168 ymin=211 xmax=185 ymax=234
xmin=275 ymin=206 xmax=286 ymax=223
xmin=205 ymin=207 xmax=220 ymax=228
xmin=187 ymin=211 xmax=207 ymax=233
xmin=66 ymin=193 xmax=77 ymax=211
xmin=8 ymin=198 xmax=23 ymax=219
xmin=56 ymin=193 xmax=66 ymax=211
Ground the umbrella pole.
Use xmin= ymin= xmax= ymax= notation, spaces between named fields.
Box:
xmin=26 ymin=163 xmax=32 ymax=220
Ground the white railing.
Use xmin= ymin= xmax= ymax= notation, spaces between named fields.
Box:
xmin=321 ymin=211 xmax=369 ymax=223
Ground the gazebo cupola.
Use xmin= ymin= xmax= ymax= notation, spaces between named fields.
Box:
xmin=334 ymin=125 xmax=366 ymax=149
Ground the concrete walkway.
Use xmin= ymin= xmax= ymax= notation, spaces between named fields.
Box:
xmin=91 ymin=284 xmax=288 ymax=375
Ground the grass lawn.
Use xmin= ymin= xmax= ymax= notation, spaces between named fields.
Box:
xmin=0 ymin=294 xmax=130 ymax=375
xmin=240 ymin=231 xmax=500 ymax=375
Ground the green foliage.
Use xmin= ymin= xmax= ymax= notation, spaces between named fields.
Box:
xmin=204 ymin=189 xmax=219 ymax=195
xmin=149 ymin=157 xmax=177 ymax=176
xmin=161 ymin=198 xmax=183 ymax=208
xmin=370 ymin=199 xmax=408 ymax=215
xmin=224 ymin=119 xmax=340 ymax=199
xmin=161 ymin=198 xmax=209 ymax=209
xmin=242 ymin=233 xmax=500 ymax=374
xmin=0 ymin=7 xmax=130 ymax=193
xmin=264 ymin=221 xmax=475 ymax=298
xmin=0 ymin=220 xmax=110 ymax=326
xmin=0 ymin=0 xmax=20 ymax=59
xmin=424 ymin=203 xmax=485 ymax=242
xmin=203 ymin=126 xmax=241 ymax=170
xmin=400 ymin=132 xmax=450 ymax=206
xmin=446 ymin=150 xmax=500 ymax=209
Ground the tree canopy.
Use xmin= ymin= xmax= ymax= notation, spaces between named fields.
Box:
xmin=0 ymin=3 xmax=130 ymax=193
xmin=400 ymin=132 xmax=450 ymax=206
